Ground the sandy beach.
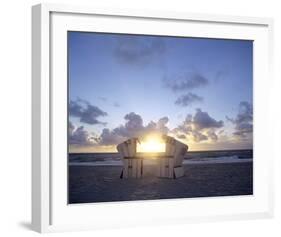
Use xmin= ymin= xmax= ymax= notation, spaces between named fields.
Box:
xmin=68 ymin=161 xmax=253 ymax=204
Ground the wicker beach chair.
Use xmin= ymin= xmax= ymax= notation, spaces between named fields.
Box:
xmin=157 ymin=136 xmax=188 ymax=178
xmin=117 ymin=138 xmax=143 ymax=179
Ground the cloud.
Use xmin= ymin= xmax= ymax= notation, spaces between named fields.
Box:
xmin=207 ymin=130 xmax=219 ymax=141
xmin=98 ymin=128 xmax=124 ymax=146
xmin=69 ymin=121 xmax=75 ymax=135
xmin=98 ymin=97 xmax=107 ymax=102
xmin=69 ymin=121 xmax=98 ymax=146
xmin=214 ymin=69 xmax=229 ymax=82
xmin=98 ymin=112 xmax=170 ymax=145
xmin=192 ymin=130 xmax=208 ymax=142
xmin=158 ymin=116 xmax=169 ymax=128
xmin=163 ymin=71 xmax=208 ymax=106
xmin=114 ymin=36 xmax=165 ymax=66
xmin=193 ymin=109 xmax=224 ymax=130
xmin=113 ymin=102 xmax=120 ymax=107
xmin=145 ymin=116 xmax=170 ymax=135
xmin=173 ymin=109 xmax=224 ymax=142
xmin=69 ymin=108 xmax=226 ymax=148
xmin=124 ymin=112 xmax=143 ymax=127
xmin=97 ymin=96 xmax=121 ymax=108
xmin=227 ymin=101 xmax=253 ymax=138
xmin=177 ymin=134 xmax=186 ymax=139
xmin=69 ymin=98 xmax=107 ymax=125
xmin=98 ymin=112 xmax=145 ymax=146
xmin=163 ymin=71 xmax=208 ymax=92
xmin=175 ymin=93 xmax=203 ymax=107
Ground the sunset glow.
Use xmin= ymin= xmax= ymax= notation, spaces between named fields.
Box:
xmin=137 ymin=136 xmax=166 ymax=153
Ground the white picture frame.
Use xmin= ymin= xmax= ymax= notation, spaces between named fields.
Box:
xmin=32 ymin=3 xmax=274 ymax=233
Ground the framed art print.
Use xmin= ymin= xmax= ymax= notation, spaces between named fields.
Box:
xmin=32 ymin=4 xmax=274 ymax=233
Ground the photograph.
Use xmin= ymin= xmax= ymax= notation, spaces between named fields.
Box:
xmin=68 ymin=31 xmax=253 ymax=204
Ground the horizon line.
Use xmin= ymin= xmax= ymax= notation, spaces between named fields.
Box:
xmin=69 ymin=148 xmax=253 ymax=154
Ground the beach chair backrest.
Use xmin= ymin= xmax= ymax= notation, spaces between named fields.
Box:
xmin=173 ymin=141 xmax=188 ymax=167
xmin=164 ymin=136 xmax=176 ymax=156
xmin=163 ymin=135 xmax=188 ymax=166
xmin=125 ymin=138 xmax=137 ymax=157
xmin=117 ymin=143 xmax=127 ymax=158
xmin=117 ymin=138 xmax=138 ymax=158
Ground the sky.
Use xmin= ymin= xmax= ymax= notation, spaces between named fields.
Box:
xmin=68 ymin=31 xmax=253 ymax=153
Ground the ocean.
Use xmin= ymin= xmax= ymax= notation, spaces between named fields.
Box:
xmin=68 ymin=149 xmax=253 ymax=166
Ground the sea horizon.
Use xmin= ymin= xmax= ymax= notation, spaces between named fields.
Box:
xmin=68 ymin=149 xmax=253 ymax=167
xmin=69 ymin=148 xmax=253 ymax=155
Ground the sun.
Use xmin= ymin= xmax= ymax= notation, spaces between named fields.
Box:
xmin=137 ymin=136 xmax=166 ymax=153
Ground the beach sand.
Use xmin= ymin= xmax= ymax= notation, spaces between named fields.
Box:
xmin=68 ymin=161 xmax=253 ymax=204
